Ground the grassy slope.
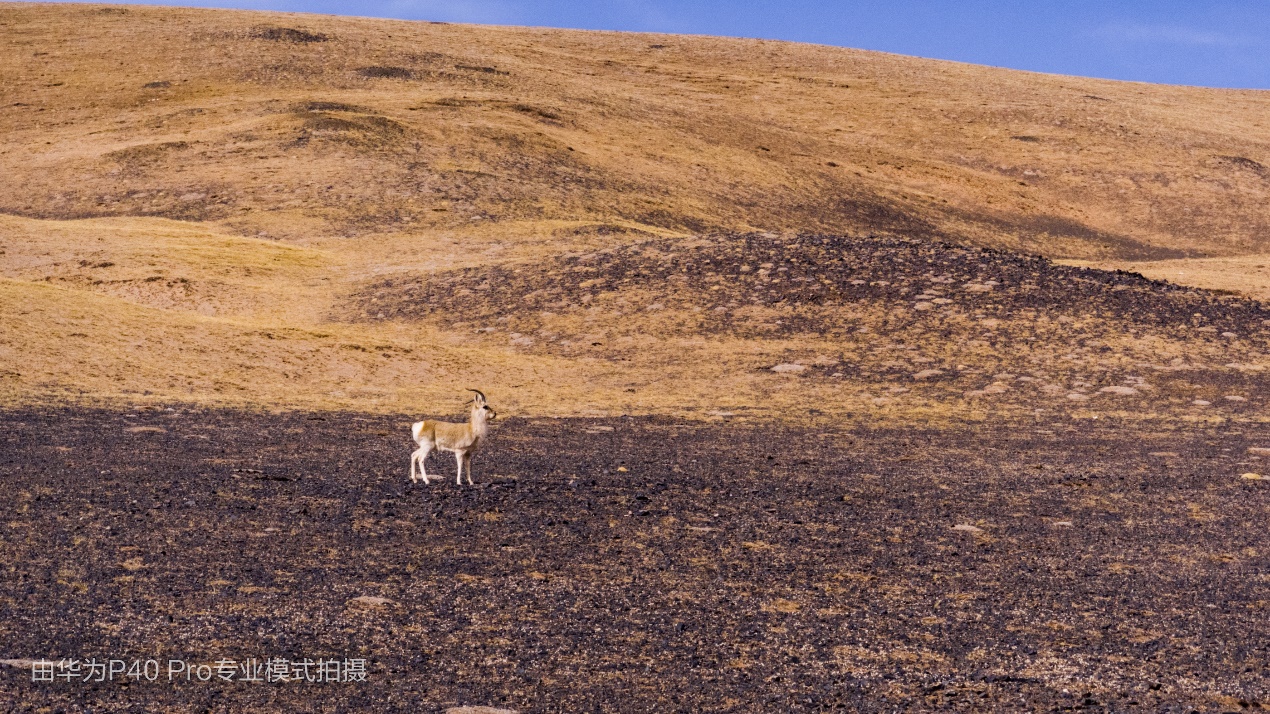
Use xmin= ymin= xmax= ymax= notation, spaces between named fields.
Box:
xmin=1 ymin=3 xmax=1269 ymax=421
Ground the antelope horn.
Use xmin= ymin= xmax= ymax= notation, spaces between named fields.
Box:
xmin=468 ymin=388 xmax=487 ymax=402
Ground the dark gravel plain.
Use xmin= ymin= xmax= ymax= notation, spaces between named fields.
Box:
xmin=1 ymin=406 xmax=1268 ymax=712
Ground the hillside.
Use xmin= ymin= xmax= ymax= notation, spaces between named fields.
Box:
xmin=2 ymin=2 xmax=1269 ymax=421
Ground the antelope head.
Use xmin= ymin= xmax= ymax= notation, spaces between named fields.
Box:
xmin=469 ymin=388 xmax=496 ymax=420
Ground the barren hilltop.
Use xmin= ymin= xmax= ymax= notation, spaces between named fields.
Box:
xmin=2 ymin=2 xmax=1269 ymax=422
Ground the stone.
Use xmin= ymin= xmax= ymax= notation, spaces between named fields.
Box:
xmin=1052 ymin=521 xmax=1074 ymax=527
xmin=446 ymin=708 xmax=519 ymax=714
xmin=1224 ymin=395 xmax=1247 ymax=402
xmin=1098 ymin=386 xmax=1139 ymax=395
xmin=952 ymin=524 xmax=983 ymax=533
xmin=913 ymin=301 xmax=934 ymax=311
xmin=770 ymin=363 xmax=806 ymax=373
xmin=912 ymin=369 xmax=944 ymax=379
xmin=1248 ymin=447 xmax=1270 ymax=455
xmin=348 ymin=596 xmax=394 ymax=608
xmin=1066 ymin=393 xmax=1089 ymax=401
xmin=1192 ymin=399 xmax=1211 ymax=406
xmin=1240 ymin=473 xmax=1264 ymax=481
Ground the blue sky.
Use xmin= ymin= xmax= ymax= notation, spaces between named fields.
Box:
xmin=67 ymin=0 xmax=1270 ymax=88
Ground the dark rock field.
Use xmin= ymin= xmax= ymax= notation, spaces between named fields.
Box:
xmin=2 ymin=406 xmax=1268 ymax=711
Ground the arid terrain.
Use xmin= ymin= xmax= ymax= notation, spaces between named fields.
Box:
xmin=1 ymin=407 xmax=1268 ymax=712
xmin=1 ymin=3 xmax=1269 ymax=712
xmin=3 ymin=2 xmax=1270 ymax=417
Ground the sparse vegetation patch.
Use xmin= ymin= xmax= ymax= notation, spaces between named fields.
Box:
xmin=357 ymin=65 xmax=414 ymax=79
xmin=250 ymin=25 xmax=329 ymax=43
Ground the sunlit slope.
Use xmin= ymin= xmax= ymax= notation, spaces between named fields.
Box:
xmin=4 ymin=220 xmax=1269 ymax=424
xmin=3 ymin=3 xmax=1270 ymax=421
xmin=2 ymin=2 xmax=1269 ymax=260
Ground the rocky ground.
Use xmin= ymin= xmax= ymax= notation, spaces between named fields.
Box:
xmin=2 ymin=406 xmax=1268 ymax=712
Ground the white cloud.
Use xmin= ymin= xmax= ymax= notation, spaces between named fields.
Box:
xmin=378 ymin=0 xmax=521 ymax=24
xmin=1088 ymin=22 xmax=1250 ymax=47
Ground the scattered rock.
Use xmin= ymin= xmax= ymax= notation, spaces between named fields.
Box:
xmin=770 ymin=363 xmax=806 ymax=374
xmin=1098 ymin=386 xmax=1139 ymax=396
xmin=1221 ymin=332 xmax=1237 ymax=338
xmin=348 ymin=595 xmax=395 ymax=608
xmin=1052 ymin=521 xmax=1074 ymax=527
xmin=912 ymin=369 xmax=944 ymax=380
xmin=1240 ymin=473 xmax=1264 ymax=481
xmin=0 ymin=659 xmax=35 ymax=668
xmin=981 ymin=383 xmax=1010 ymax=394
xmin=1247 ymin=447 xmax=1270 ymax=455
xmin=125 ymin=426 xmax=166 ymax=433
xmin=1192 ymin=399 xmax=1211 ymax=406
xmin=446 ymin=708 xmax=519 ymax=714
xmin=952 ymin=524 xmax=983 ymax=533
xmin=912 ymin=301 xmax=934 ymax=311
xmin=1148 ymin=452 xmax=1179 ymax=457
xmin=1223 ymin=395 xmax=1247 ymax=402
xmin=616 ymin=466 xmax=628 ymax=472
xmin=585 ymin=426 xmax=614 ymax=434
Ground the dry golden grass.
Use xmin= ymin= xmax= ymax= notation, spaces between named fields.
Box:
xmin=2 ymin=3 xmax=1270 ymax=421
xmin=1064 ymin=255 xmax=1270 ymax=303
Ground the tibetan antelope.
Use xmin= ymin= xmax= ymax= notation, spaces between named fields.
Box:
xmin=409 ymin=389 xmax=496 ymax=486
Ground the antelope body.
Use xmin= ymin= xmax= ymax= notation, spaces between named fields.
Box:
xmin=410 ymin=389 xmax=496 ymax=486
